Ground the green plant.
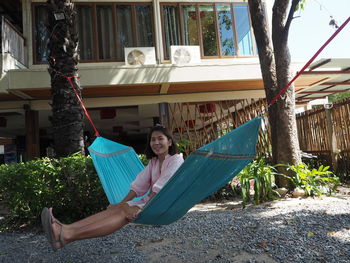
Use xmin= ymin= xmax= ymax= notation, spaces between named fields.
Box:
xmin=285 ymin=163 xmax=340 ymax=196
xmin=138 ymin=154 xmax=149 ymax=166
xmin=176 ymin=139 xmax=190 ymax=156
xmin=236 ymin=159 xmax=279 ymax=207
xmin=0 ymin=153 xmax=108 ymax=229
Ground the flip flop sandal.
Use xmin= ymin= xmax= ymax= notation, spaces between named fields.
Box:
xmin=41 ymin=207 xmax=58 ymax=251
xmin=49 ymin=208 xmax=63 ymax=226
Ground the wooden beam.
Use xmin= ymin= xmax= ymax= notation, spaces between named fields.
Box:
xmin=160 ymin=83 xmax=170 ymax=94
xmin=299 ymin=90 xmax=345 ymax=94
xmin=308 ymin=59 xmax=332 ymax=71
xmin=296 ymin=96 xmax=326 ymax=100
xmin=301 ymin=70 xmax=350 ymax=75
xmin=320 ymin=81 xmax=350 ymax=86
xmin=9 ymin=90 xmax=34 ymax=99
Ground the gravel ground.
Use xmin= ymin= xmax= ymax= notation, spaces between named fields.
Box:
xmin=0 ymin=195 xmax=350 ymax=263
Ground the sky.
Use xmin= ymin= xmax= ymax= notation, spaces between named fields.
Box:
xmin=287 ymin=0 xmax=350 ymax=61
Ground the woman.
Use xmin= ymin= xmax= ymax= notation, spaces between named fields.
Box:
xmin=41 ymin=125 xmax=184 ymax=251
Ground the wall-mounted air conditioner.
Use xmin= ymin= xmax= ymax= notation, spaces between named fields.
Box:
xmin=170 ymin=45 xmax=201 ymax=65
xmin=124 ymin=47 xmax=156 ymax=66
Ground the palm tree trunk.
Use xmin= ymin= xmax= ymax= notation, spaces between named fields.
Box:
xmin=46 ymin=0 xmax=84 ymax=157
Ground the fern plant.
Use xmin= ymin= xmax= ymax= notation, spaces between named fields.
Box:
xmin=236 ymin=159 xmax=279 ymax=207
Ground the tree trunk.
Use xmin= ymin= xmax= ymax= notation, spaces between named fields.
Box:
xmin=46 ymin=0 xmax=85 ymax=157
xmin=248 ymin=0 xmax=301 ymax=189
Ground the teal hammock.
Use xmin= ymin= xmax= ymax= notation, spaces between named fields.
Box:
xmin=88 ymin=117 xmax=261 ymax=225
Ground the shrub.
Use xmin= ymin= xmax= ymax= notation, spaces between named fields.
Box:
xmin=236 ymin=159 xmax=279 ymax=207
xmin=0 ymin=153 xmax=108 ymax=229
xmin=138 ymin=154 xmax=149 ymax=166
xmin=285 ymin=163 xmax=340 ymax=196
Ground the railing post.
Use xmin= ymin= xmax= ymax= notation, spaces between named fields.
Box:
xmin=325 ymin=106 xmax=338 ymax=171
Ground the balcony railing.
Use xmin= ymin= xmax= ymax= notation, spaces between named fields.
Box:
xmin=1 ymin=16 xmax=26 ymax=67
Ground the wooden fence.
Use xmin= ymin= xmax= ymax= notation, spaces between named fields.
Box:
xmin=296 ymin=97 xmax=350 ymax=179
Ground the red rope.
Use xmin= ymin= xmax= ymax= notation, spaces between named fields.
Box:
xmin=65 ymin=76 xmax=100 ymax=137
xmin=268 ymin=16 xmax=350 ymax=106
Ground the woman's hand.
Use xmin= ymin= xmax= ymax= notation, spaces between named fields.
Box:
xmin=107 ymin=203 xmax=120 ymax=210
xmin=126 ymin=206 xmax=140 ymax=222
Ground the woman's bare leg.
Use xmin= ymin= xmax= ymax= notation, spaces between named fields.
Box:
xmin=51 ymin=205 xmax=140 ymax=250
xmin=51 ymin=203 xmax=126 ymax=230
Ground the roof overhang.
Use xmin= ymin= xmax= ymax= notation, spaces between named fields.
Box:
xmin=296 ymin=58 xmax=350 ymax=105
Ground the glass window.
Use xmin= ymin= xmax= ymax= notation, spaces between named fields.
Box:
xmin=135 ymin=5 xmax=153 ymax=47
xmin=162 ymin=5 xmax=181 ymax=59
xmin=162 ymin=3 xmax=255 ymax=59
xmin=217 ymin=5 xmax=236 ymax=56
xmin=96 ymin=5 xmax=115 ymax=60
xmin=76 ymin=5 xmax=94 ymax=60
xmin=34 ymin=5 xmax=49 ymax=63
xmin=200 ymin=5 xmax=217 ymax=56
xmin=116 ymin=5 xmax=133 ymax=61
xmin=234 ymin=5 xmax=254 ymax=56
xmin=181 ymin=5 xmax=199 ymax=45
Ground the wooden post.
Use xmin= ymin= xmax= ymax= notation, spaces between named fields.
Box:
xmin=159 ymin=103 xmax=170 ymax=128
xmin=25 ymin=107 xmax=40 ymax=160
xmin=325 ymin=107 xmax=338 ymax=171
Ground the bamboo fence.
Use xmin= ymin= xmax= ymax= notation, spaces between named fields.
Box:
xmin=169 ymin=99 xmax=270 ymax=158
xmin=296 ymin=97 xmax=350 ymax=178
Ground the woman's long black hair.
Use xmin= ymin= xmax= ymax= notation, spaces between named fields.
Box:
xmin=144 ymin=125 xmax=178 ymax=159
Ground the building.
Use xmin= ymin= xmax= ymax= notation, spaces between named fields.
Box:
xmin=0 ymin=0 xmax=348 ymax=162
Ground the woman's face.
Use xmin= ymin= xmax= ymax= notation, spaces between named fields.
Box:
xmin=150 ymin=130 xmax=172 ymax=157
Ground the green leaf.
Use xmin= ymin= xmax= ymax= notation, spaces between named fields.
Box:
xmin=307 ymin=232 xmax=315 ymax=237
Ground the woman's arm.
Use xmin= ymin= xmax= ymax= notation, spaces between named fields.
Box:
xmin=120 ymin=190 xmax=137 ymax=203
xmin=107 ymin=190 xmax=138 ymax=209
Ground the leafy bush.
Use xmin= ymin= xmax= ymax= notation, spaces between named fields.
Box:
xmin=285 ymin=163 xmax=340 ymax=196
xmin=138 ymin=154 xmax=149 ymax=166
xmin=236 ymin=159 xmax=279 ymax=207
xmin=0 ymin=153 xmax=108 ymax=229
xmin=176 ymin=139 xmax=190 ymax=157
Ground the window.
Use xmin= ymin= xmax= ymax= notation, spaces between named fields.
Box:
xmin=200 ymin=5 xmax=218 ymax=56
xmin=115 ymin=5 xmax=133 ymax=61
xmin=162 ymin=5 xmax=181 ymax=58
xmin=32 ymin=3 xmax=154 ymax=64
xmin=234 ymin=5 xmax=254 ymax=56
xmin=161 ymin=3 xmax=255 ymax=59
xmin=181 ymin=5 xmax=199 ymax=46
xmin=96 ymin=5 xmax=115 ymax=60
xmin=76 ymin=5 xmax=94 ymax=61
xmin=135 ymin=5 xmax=154 ymax=47
xmin=33 ymin=4 xmax=49 ymax=63
xmin=217 ymin=5 xmax=236 ymax=56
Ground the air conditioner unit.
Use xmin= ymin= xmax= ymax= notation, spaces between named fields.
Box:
xmin=124 ymin=47 xmax=156 ymax=66
xmin=170 ymin=45 xmax=201 ymax=65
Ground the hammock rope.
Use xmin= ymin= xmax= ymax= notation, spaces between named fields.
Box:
xmin=64 ymin=75 xmax=100 ymax=137
xmin=268 ymin=16 xmax=350 ymax=106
